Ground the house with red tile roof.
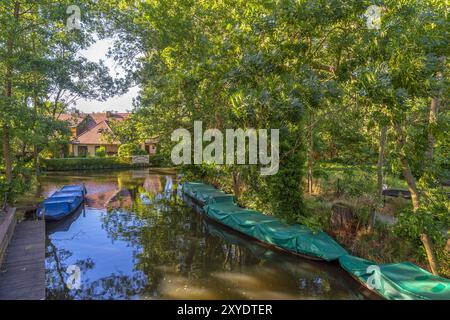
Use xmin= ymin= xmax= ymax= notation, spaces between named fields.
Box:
xmin=57 ymin=112 xmax=96 ymax=137
xmin=89 ymin=112 xmax=130 ymax=124
xmin=59 ymin=111 xmax=156 ymax=157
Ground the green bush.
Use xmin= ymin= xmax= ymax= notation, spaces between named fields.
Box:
xmin=41 ymin=157 xmax=148 ymax=171
xmin=0 ymin=168 xmax=33 ymax=204
xmin=40 ymin=155 xmax=168 ymax=171
xmin=148 ymin=154 xmax=167 ymax=167
xmin=95 ymin=146 xmax=107 ymax=157
xmin=118 ymin=143 xmax=147 ymax=159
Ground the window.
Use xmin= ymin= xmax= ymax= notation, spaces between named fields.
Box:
xmin=78 ymin=146 xmax=88 ymax=157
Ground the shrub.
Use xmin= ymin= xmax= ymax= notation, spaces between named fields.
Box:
xmin=0 ymin=168 xmax=33 ymax=204
xmin=118 ymin=143 xmax=147 ymax=159
xmin=41 ymin=157 xmax=147 ymax=171
xmin=148 ymin=154 xmax=167 ymax=167
xmin=40 ymin=155 xmax=168 ymax=171
xmin=95 ymin=146 xmax=107 ymax=157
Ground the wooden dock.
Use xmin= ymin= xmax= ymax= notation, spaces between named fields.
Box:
xmin=0 ymin=219 xmax=45 ymax=300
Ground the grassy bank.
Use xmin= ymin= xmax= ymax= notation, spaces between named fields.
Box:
xmin=303 ymin=163 xmax=450 ymax=278
xmin=306 ymin=194 xmax=450 ymax=278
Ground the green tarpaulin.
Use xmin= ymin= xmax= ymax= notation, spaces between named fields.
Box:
xmin=182 ymin=182 xmax=235 ymax=204
xmin=205 ymin=201 xmax=348 ymax=261
xmin=183 ymin=182 xmax=347 ymax=261
xmin=183 ymin=182 xmax=216 ymax=198
xmin=339 ymin=255 xmax=450 ymax=300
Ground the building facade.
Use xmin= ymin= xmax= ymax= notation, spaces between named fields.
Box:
xmin=58 ymin=112 xmax=157 ymax=157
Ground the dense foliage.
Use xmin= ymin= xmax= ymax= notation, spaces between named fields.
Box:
xmin=0 ymin=0 xmax=125 ymax=201
xmin=95 ymin=146 xmax=107 ymax=158
xmin=117 ymin=143 xmax=148 ymax=159
xmin=95 ymin=0 xmax=448 ymax=274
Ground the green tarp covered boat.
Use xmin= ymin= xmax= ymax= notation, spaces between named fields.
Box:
xmin=205 ymin=201 xmax=348 ymax=261
xmin=182 ymin=182 xmax=234 ymax=205
xmin=339 ymin=255 xmax=450 ymax=300
xmin=182 ymin=182 xmax=348 ymax=261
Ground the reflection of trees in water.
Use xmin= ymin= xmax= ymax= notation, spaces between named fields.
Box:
xmin=45 ymin=174 xmax=184 ymax=299
xmin=46 ymin=236 xmax=147 ymax=300
xmin=205 ymin=223 xmax=362 ymax=299
xmin=101 ymin=198 xmax=350 ymax=298
xmin=117 ymin=171 xmax=146 ymax=191
xmin=74 ymin=272 xmax=147 ymax=300
xmin=105 ymin=174 xmax=177 ymax=210
xmin=100 ymin=202 xmax=207 ymax=295
xmin=98 ymin=198 xmax=285 ymax=298
xmin=46 ymin=236 xmax=94 ymax=299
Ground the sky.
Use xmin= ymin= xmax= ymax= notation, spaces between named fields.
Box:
xmin=75 ymin=38 xmax=138 ymax=113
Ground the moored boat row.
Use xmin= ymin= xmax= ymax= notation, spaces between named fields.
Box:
xmin=181 ymin=181 xmax=450 ymax=300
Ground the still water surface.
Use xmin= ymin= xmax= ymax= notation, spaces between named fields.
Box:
xmin=35 ymin=169 xmax=364 ymax=299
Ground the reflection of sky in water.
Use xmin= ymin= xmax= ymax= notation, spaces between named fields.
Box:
xmin=42 ymin=170 xmax=365 ymax=300
xmin=49 ymin=209 xmax=144 ymax=285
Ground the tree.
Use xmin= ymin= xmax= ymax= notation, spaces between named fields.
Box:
xmin=353 ymin=0 xmax=449 ymax=274
xmin=0 ymin=0 xmax=121 ymax=201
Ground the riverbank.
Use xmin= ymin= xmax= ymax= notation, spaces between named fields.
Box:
xmin=302 ymin=195 xmax=448 ymax=278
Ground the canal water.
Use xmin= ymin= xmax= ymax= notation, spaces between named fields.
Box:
xmin=34 ymin=169 xmax=363 ymax=300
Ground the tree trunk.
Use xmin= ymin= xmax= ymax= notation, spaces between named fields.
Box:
xmin=426 ymin=97 xmax=438 ymax=161
xmin=2 ymin=1 xmax=20 ymax=185
xmin=420 ymin=234 xmax=439 ymax=275
xmin=2 ymin=126 xmax=13 ymax=183
xmin=394 ymin=123 xmax=439 ymax=275
xmin=420 ymin=94 xmax=441 ymax=271
xmin=369 ymin=125 xmax=387 ymax=232
xmin=307 ymin=114 xmax=314 ymax=194
xmin=3 ymin=36 xmax=13 ymax=184
xmin=395 ymin=124 xmax=421 ymax=210
xmin=232 ymin=169 xmax=241 ymax=201
xmin=34 ymin=146 xmax=40 ymax=176
xmin=376 ymin=125 xmax=387 ymax=197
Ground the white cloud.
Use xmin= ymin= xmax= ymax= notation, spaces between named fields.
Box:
xmin=75 ymin=38 xmax=138 ymax=113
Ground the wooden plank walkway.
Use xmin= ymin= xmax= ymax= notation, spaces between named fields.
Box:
xmin=0 ymin=220 xmax=45 ymax=300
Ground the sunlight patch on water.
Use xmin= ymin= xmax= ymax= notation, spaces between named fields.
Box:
xmin=158 ymin=275 xmax=221 ymax=300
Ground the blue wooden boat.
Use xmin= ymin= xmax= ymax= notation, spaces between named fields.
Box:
xmin=37 ymin=184 xmax=86 ymax=221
